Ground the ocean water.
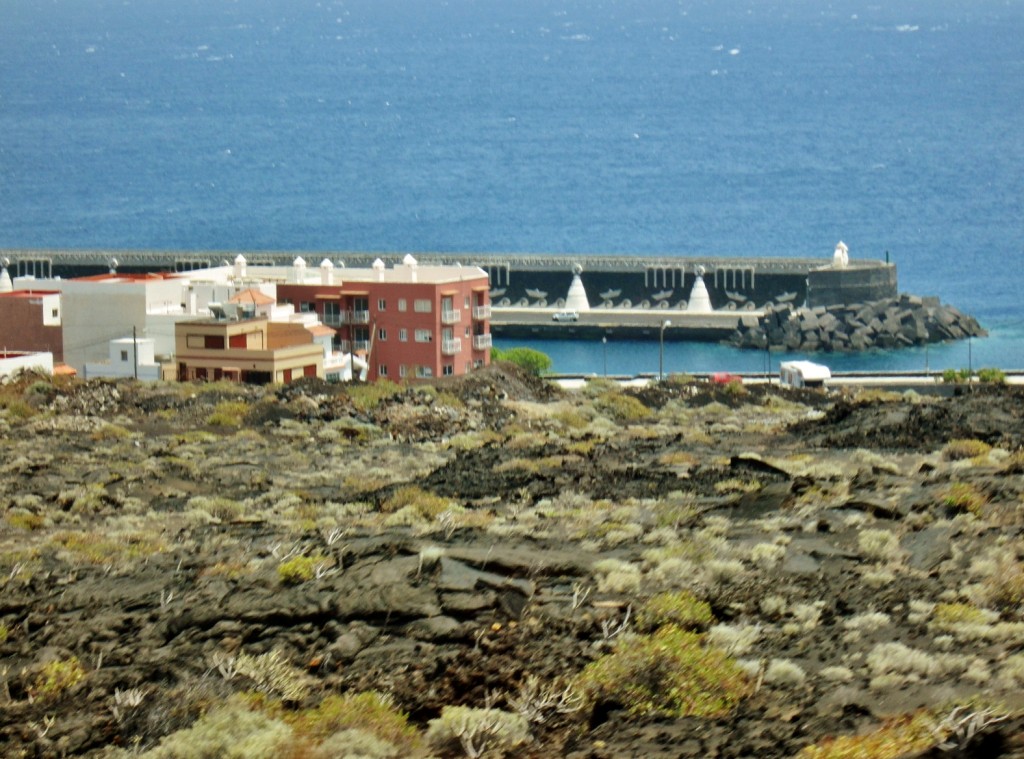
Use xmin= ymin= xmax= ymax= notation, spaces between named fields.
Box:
xmin=1 ymin=0 xmax=1022 ymax=374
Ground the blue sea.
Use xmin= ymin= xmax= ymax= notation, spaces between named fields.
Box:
xmin=2 ymin=0 xmax=1022 ymax=374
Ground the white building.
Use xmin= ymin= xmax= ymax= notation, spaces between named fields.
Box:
xmin=0 ymin=350 xmax=54 ymax=379
xmin=83 ymin=337 xmax=162 ymax=381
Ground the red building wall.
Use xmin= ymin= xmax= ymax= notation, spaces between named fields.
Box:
xmin=278 ymin=274 xmax=490 ymax=381
xmin=0 ymin=293 xmax=64 ymax=362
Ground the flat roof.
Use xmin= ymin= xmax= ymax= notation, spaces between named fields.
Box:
xmin=1 ymin=289 xmax=61 ymax=298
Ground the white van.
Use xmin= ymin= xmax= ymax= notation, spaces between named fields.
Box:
xmin=779 ymin=360 xmax=831 ymax=388
xmin=552 ymin=310 xmax=579 ymax=322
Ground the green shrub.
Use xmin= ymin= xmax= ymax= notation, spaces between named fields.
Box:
xmin=942 ymin=368 xmax=973 ymax=384
xmin=636 ymin=591 xmax=715 ymax=633
xmin=426 ymin=705 xmax=530 ymax=756
xmin=942 ymin=438 xmax=992 ymax=461
xmin=277 ymin=554 xmax=327 ymax=585
xmin=795 ymin=711 xmax=937 ymax=759
xmin=594 ymin=391 xmax=651 ymax=422
xmin=347 ymin=379 xmax=403 ymax=412
xmin=575 ymin=625 xmax=750 ymax=718
xmin=381 ymin=486 xmax=453 ymax=520
xmin=29 ymin=656 xmax=86 ymax=701
xmin=235 ymin=650 xmax=310 ymax=702
xmin=144 ymin=698 xmax=293 ymax=758
xmin=943 ymin=481 xmax=987 ymax=516
xmin=288 ymin=692 xmax=421 ymax=751
xmin=206 ymin=400 xmax=250 ymax=427
xmin=491 ymin=347 xmax=552 ymax=377
xmin=977 ymin=367 xmax=1006 ymax=384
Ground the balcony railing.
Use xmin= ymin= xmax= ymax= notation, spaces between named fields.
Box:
xmin=351 ymin=309 xmax=371 ymax=324
xmin=441 ymin=338 xmax=462 ymax=356
xmin=441 ymin=309 xmax=461 ymax=325
xmin=323 ymin=313 xmax=344 ymax=326
xmin=335 ymin=340 xmax=351 ymax=353
xmin=472 ymin=304 xmax=491 ymax=320
xmin=352 ymin=340 xmax=370 ymax=353
xmin=472 ymin=334 xmax=492 ymax=351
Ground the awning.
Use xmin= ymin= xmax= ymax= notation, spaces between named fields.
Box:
xmin=315 ymin=294 xmax=341 ymax=300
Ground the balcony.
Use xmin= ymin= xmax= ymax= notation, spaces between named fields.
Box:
xmin=350 ymin=309 xmax=371 ymax=325
xmin=352 ymin=340 xmax=370 ymax=353
xmin=441 ymin=309 xmax=461 ymax=325
xmin=323 ymin=312 xmax=344 ymax=326
xmin=472 ymin=304 xmax=491 ymax=320
xmin=441 ymin=338 xmax=463 ymax=356
xmin=335 ymin=340 xmax=351 ymax=353
xmin=472 ymin=333 xmax=492 ymax=351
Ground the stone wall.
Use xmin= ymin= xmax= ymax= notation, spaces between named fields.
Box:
xmin=727 ymin=294 xmax=986 ymax=352
xmin=806 ymin=263 xmax=897 ymax=307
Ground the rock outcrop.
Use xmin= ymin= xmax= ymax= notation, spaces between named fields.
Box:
xmin=727 ymin=294 xmax=986 ymax=352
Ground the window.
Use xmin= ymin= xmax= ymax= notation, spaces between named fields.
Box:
xmin=205 ymin=335 xmax=225 ymax=349
xmin=399 ymin=365 xmax=407 ymax=378
xmin=300 ymin=302 xmax=315 ymax=313
xmin=379 ymin=364 xmax=388 ymax=377
xmin=378 ymin=298 xmax=386 ymax=311
xmin=416 ymin=365 xmax=433 ymax=378
xmin=52 ymin=309 xmax=59 ymax=318
xmin=398 ymin=298 xmax=407 ymax=312
xmin=229 ymin=333 xmax=247 ymax=348
xmin=120 ymin=350 xmax=129 ymax=362
xmin=443 ymin=364 xmax=454 ymax=377
xmin=414 ymin=299 xmax=432 ymax=313
xmin=465 ymin=326 xmax=471 ymax=337
xmin=465 ymin=296 xmax=470 ymax=309
xmin=378 ymin=328 xmax=387 ymax=341
xmin=323 ymin=301 xmax=340 ymax=324
xmin=399 ymin=328 xmax=407 ymax=342
xmin=414 ymin=329 xmax=432 ymax=343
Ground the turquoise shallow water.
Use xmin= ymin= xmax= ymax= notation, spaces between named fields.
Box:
xmin=1 ymin=0 xmax=1021 ymax=372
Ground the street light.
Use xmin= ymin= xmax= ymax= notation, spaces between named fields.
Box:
xmin=659 ymin=319 xmax=671 ymax=381
xmin=602 ymin=336 xmax=608 ymax=376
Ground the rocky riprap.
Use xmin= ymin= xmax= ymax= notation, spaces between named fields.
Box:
xmin=727 ymin=294 xmax=987 ymax=352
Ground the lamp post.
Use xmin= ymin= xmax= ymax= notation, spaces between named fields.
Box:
xmin=602 ymin=336 xmax=608 ymax=377
xmin=659 ymin=319 xmax=671 ymax=381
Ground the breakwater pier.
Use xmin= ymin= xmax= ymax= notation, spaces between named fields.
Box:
xmin=1 ymin=244 xmax=896 ymax=316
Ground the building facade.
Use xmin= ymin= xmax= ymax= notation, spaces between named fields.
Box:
xmin=276 ymin=258 xmax=491 ymax=381
xmin=174 ymin=316 xmax=325 ymax=384
xmin=0 ymin=289 xmax=64 ymax=362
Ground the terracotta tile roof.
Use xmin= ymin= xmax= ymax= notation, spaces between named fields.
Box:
xmin=229 ymin=288 xmax=276 ymax=306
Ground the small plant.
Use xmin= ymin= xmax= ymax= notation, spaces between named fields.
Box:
xmin=287 ymin=691 xmax=422 ymax=751
xmin=491 ymin=346 xmax=552 ymax=377
xmin=943 ymin=439 xmax=992 ymax=461
xmin=575 ymin=625 xmax=750 ymax=718
xmin=944 ymin=482 xmax=987 ymax=517
xmin=206 ymin=400 xmax=251 ymax=427
xmin=145 ymin=698 xmax=292 ymax=758
xmin=594 ymin=391 xmax=651 ymax=422
xmin=426 ymin=705 xmax=531 ymax=758
xmin=635 ymin=591 xmax=715 ymax=633
xmin=977 ymin=367 xmax=1006 ymax=384
xmin=942 ymin=368 xmax=973 ymax=384
xmin=346 ymin=379 xmax=404 ymax=412
xmin=796 ymin=711 xmax=938 ymax=758
xmin=277 ymin=554 xmax=328 ymax=585
xmin=235 ymin=650 xmax=309 ymax=702
xmin=381 ymin=485 xmax=455 ymax=521
xmin=29 ymin=657 xmax=86 ymax=702
xmin=858 ymin=528 xmax=901 ymax=562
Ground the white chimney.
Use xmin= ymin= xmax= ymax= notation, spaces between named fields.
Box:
xmin=320 ymin=258 xmax=334 ymax=285
xmin=234 ymin=253 xmax=247 ymax=279
xmin=292 ymin=256 xmax=307 ymax=283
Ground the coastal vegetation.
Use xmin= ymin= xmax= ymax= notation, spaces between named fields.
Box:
xmin=2 ymin=366 xmax=1024 ymax=756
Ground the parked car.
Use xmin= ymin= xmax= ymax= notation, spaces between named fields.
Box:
xmin=552 ymin=310 xmax=579 ymax=322
xmin=711 ymin=372 xmax=742 ymax=385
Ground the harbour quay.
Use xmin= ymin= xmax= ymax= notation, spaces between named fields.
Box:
xmin=1 ymin=245 xmax=897 ymax=342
